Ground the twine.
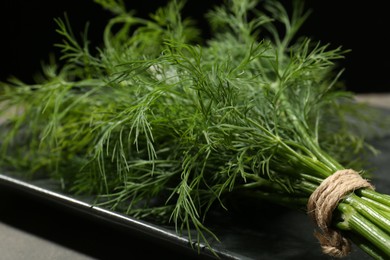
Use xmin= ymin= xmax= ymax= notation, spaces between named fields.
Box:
xmin=307 ymin=169 xmax=374 ymax=258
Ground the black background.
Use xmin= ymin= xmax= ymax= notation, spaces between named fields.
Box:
xmin=0 ymin=1 xmax=389 ymax=93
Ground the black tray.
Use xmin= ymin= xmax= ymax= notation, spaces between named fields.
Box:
xmin=1 ymin=122 xmax=389 ymax=259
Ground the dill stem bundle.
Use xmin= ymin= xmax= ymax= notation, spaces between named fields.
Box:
xmin=1 ymin=0 xmax=390 ymax=258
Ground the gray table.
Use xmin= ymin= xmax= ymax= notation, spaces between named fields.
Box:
xmin=0 ymin=222 xmax=94 ymax=260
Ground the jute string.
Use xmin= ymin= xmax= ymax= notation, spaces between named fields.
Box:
xmin=307 ymin=169 xmax=374 ymax=258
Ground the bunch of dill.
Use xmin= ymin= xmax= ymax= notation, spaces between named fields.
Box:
xmin=1 ymin=0 xmax=389 ymax=258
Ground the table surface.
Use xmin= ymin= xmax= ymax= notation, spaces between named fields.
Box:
xmin=0 ymin=93 xmax=389 ymax=260
xmin=0 ymin=222 xmax=93 ymax=260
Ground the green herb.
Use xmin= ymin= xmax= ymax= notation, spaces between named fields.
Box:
xmin=1 ymin=0 xmax=390 ymax=258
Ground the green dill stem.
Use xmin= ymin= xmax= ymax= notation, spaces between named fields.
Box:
xmin=298 ymin=173 xmax=322 ymax=185
xmin=278 ymin=140 xmax=332 ymax=178
xmin=338 ymin=202 xmax=390 ymax=257
xmin=360 ymin=197 xmax=390 ymax=215
xmin=296 ymin=180 xmax=317 ymax=194
xmin=240 ymin=174 xmax=286 ymax=191
xmin=276 ymin=84 xmax=343 ymax=175
xmin=245 ymin=116 xmax=332 ymax=178
xmin=344 ymin=194 xmax=390 ymax=235
xmin=357 ymin=189 xmax=390 ymax=208
xmin=103 ymin=16 xmax=150 ymax=50
xmin=346 ymin=232 xmax=388 ymax=260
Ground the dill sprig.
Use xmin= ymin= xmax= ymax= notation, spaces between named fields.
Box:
xmin=1 ymin=0 xmax=390 ymax=258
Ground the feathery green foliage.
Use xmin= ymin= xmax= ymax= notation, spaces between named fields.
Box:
xmin=1 ymin=0 xmax=390 ymax=258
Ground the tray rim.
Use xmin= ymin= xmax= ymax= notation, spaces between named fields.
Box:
xmin=0 ymin=173 xmax=239 ymax=259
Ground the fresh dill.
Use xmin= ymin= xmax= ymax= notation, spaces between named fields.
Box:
xmin=1 ymin=0 xmax=390 ymax=258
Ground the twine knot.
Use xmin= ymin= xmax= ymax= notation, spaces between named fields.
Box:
xmin=307 ymin=169 xmax=374 ymax=258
